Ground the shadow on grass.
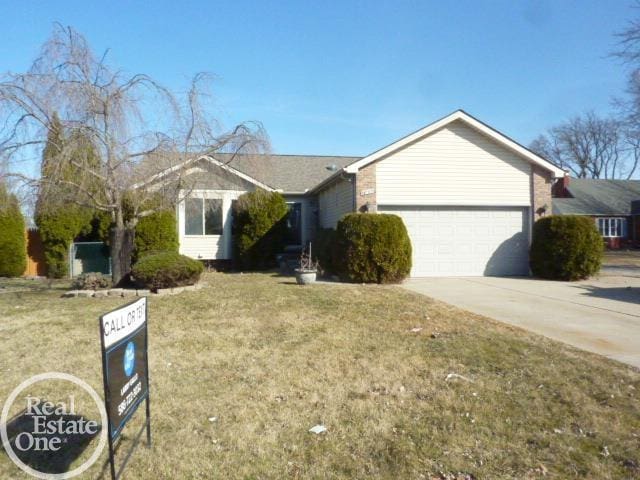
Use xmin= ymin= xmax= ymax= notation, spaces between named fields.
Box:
xmin=2 ymin=407 xmax=101 ymax=474
xmin=269 ymin=271 xmax=292 ymax=278
xmin=600 ymin=264 xmax=640 ymax=278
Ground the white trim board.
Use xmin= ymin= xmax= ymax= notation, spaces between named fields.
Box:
xmin=344 ymin=110 xmax=565 ymax=178
xmin=137 ymin=154 xmax=275 ymax=192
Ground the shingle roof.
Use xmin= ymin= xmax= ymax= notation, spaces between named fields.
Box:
xmin=553 ymin=179 xmax=640 ymax=216
xmin=210 ymin=153 xmax=359 ymax=193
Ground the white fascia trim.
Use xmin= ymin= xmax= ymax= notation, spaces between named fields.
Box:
xmin=203 ymin=155 xmax=276 ymax=191
xmin=377 ymin=201 xmax=532 ymax=208
xmin=180 ymin=188 xmax=249 ymax=196
xmin=133 ymin=156 xmax=198 ymax=189
xmin=135 ymin=154 xmax=276 ymax=191
xmin=344 ymin=110 xmax=566 ymax=178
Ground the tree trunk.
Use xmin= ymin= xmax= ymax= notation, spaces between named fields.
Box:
xmin=110 ymin=225 xmax=135 ymax=287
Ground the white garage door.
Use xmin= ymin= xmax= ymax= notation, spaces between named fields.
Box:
xmin=378 ymin=206 xmax=530 ymax=277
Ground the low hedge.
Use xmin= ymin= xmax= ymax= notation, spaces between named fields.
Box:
xmin=530 ymin=215 xmax=603 ymax=281
xmin=335 ymin=213 xmax=412 ymax=284
xmin=131 ymin=251 xmax=203 ymax=290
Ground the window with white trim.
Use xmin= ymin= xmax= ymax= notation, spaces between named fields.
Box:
xmin=185 ymin=198 xmax=223 ymax=235
xmin=596 ymin=217 xmax=627 ymax=238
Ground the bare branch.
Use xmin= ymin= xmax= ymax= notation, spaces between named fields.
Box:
xmin=0 ymin=25 xmax=270 ymax=283
xmin=529 ymin=112 xmax=631 ymax=179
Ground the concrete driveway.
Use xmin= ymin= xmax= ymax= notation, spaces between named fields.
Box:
xmin=403 ymin=272 xmax=640 ymax=368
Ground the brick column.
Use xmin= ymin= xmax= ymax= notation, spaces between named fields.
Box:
xmin=531 ymin=165 xmax=553 ymax=219
xmin=355 ymin=163 xmax=377 ymax=212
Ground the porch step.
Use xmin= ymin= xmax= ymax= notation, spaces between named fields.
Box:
xmin=276 ymin=247 xmax=302 ymax=274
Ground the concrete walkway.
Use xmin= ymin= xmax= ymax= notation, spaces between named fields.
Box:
xmin=403 ymin=274 xmax=640 ymax=369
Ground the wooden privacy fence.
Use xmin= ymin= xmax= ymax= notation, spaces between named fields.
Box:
xmin=24 ymin=228 xmax=47 ymax=277
xmin=23 ymin=229 xmax=112 ymax=277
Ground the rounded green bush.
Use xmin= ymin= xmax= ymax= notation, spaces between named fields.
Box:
xmin=131 ymin=251 xmax=203 ymax=290
xmin=0 ymin=185 xmax=26 ymax=277
xmin=134 ymin=210 xmax=178 ymax=260
xmin=530 ymin=215 xmax=603 ymax=281
xmin=335 ymin=213 xmax=412 ymax=284
xmin=233 ymin=190 xmax=288 ymax=270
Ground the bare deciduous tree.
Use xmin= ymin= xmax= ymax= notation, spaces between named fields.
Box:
xmin=612 ymin=2 xmax=640 ymax=170
xmin=0 ymin=25 xmax=268 ymax=284
xmin=530 ymin=111 xmax=638 ymax=179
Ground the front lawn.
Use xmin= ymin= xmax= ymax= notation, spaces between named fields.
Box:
xmin=0 ymin=273 xmax=639 ymax=479
xmin=604 ymin=251 xmax=640 ymax=268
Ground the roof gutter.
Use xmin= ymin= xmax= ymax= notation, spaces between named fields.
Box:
xmin=307 ymin=168 xmax=348 ymax=195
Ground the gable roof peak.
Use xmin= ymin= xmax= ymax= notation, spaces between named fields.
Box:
xmin=343 ymin=110 xmax=565 ymax=177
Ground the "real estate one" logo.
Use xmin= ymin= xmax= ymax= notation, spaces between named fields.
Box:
xmin=0 ymin=372 xmax=108 ymax=480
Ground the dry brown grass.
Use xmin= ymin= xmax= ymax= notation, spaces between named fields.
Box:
xmin=0 ymin=272 xmax=639 ymax=479
xmin=603 ymin=251 xmax=640 ymax=268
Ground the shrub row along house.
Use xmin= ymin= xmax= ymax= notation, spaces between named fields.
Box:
xmin=149 ymin=110 xmax=565 ymax=277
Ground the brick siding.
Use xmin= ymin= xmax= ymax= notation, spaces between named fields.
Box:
xmin=532 ymin=165 xmax=553 ymax=219
xmin=355 ymin=163 xmax=377 ymax=212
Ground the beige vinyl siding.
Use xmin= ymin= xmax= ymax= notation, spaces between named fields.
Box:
xmin=180 ymin=235 xmax=227 ymax=260
xmin=318 ymin=178 xmax=354 ymax=228
xmin=376 ymin=120 xmax=531 ymax=206
xmin=178 ymin=190 xmax=247 ymax=260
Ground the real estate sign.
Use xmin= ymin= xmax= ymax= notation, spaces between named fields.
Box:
xmin=99 ymin=297 xmax=151 ymax=480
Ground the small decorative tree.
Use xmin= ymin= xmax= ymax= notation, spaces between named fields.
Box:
xmin=0 ymin=26 xmax=267 ymax=285
xmin=35 ymin=112 xmax=105 ymax=278
xmin=294 ymin=243 xmax=319 ymax=285
xmin=298 ymin=243 xmax=318 ymax=271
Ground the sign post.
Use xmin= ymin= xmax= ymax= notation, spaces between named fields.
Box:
xmin=99 ymin=297 xmax=151 ymax=480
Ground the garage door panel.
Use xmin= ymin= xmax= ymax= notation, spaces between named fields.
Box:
xmin=456 ymin=243 xmax=472 ymax=255
xmin=379 ymin=206 xmax=530 ymax=277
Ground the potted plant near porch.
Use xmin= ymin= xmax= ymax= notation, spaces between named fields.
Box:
xmin=295 ymin=243 xmax=318 ymax=285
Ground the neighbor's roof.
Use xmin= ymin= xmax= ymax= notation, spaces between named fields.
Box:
xmin=553 ymin=179 xmax=640 ymax=216
xmin=212 ymin=153 xmax=359 ymax=193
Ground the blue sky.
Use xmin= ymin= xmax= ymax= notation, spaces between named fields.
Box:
xmin=0 ymin=0 xmax=634 ymax=158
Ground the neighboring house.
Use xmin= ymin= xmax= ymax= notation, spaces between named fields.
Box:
xmin=553 ymin=177 xmax=640 ymax=249
xmin=154 ymin=110 xmax=564 ymax=277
